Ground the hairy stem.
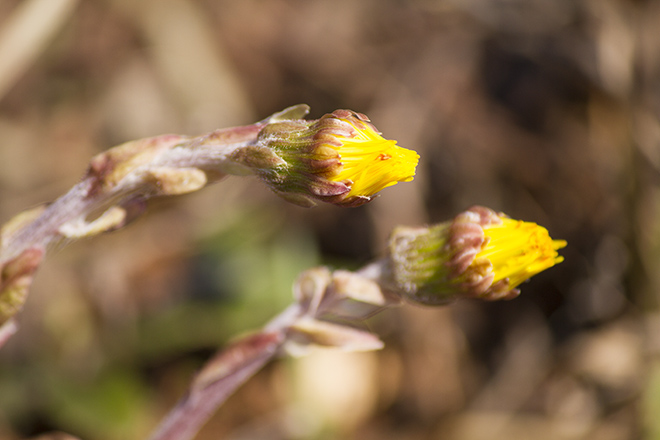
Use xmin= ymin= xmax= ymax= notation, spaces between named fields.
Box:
xmin=148 ymin=330 xmax=286 ymax=440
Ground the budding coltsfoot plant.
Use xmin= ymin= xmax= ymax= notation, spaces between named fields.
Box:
xmin=383 ymin=205 xmax=567 ymax=305
xmin=0 ymin=104 xmax=418 ymax=332
xmin=152 ymin=206 xmax=566 ymax=440
xmin=252 ymin=109 xmax=419 ymax=207
xmin=1 ymin=100 xmax=567 ymax=440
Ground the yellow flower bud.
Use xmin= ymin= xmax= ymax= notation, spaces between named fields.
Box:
xmin=249 ymin=108 xmax=419 ymax=207
xmin=386 ymin=206 xmax=566 ymax=304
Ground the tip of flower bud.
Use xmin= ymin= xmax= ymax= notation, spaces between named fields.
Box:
xmin=385 ymin=206 xmax=567 ymax=305
xmin=321 ymin=111 xmax=419 ymax=206
xmin=478 ymin=215 xmax=566 ymax=297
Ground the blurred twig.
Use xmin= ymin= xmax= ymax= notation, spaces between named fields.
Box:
xmin=148 ymin=267 xmax=395 ymax=440
xmin=148 ymin=330 xmax=286 ymax=440
xmin=0 ymin=0 xmax=79 ymax=101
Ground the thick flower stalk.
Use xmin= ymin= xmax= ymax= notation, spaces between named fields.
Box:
xmin=384 ymin=206 xmax=567 ymax=304
xmin=149 ymin=206 xmax=566 ymax=440
xmin=0 ymin=104 xmax=418 ymax=330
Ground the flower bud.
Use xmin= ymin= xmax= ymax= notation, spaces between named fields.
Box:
xmin=386 ymin=206 xmax=567 ymax=305
xmin=244 ymin=109 xmax=419 ymax=207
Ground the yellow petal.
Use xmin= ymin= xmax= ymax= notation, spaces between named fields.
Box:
xmin=328 ymin=117 xmax=419 ymax=199
xmin=478 ymin=217 xmax=567 ymax=290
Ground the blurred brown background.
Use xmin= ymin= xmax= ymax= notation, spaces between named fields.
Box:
xmin=1 ymin=0 xmax=659 ymax=439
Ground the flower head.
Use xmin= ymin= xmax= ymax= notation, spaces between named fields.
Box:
xmin=386 ymin=206 xmax=566 ymax=304
xmin=320 ymin=110 xmax=419 ymax=202
xmin=475 ymin=216 xmax=567 ymax=293
xmin=245 ymin=108 xmax=419 ymax=207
